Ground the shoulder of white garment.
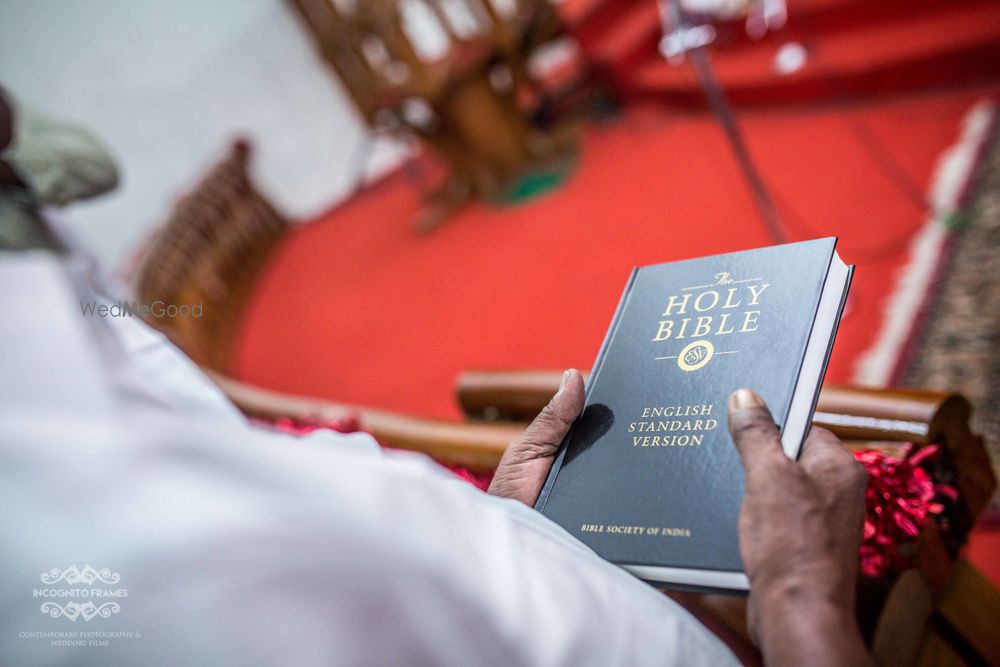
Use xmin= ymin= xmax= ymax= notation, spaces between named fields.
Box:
xmin=0 ymin=250 xmax=381 ymax=451
xmin=0 ymin=252 xmax=117 ymax=410
xmin=99 ymin=303 xmax=250 ymax=425
xmin=1 ymin=403 xmax=737 ymax=667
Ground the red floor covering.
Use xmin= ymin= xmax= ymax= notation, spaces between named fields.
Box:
xmin=232 ymin=86 xmax=1000 ymax=586
xmin=234 ymin=86 xmax=996 ymax=420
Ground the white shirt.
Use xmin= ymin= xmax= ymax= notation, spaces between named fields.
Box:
xmin=0 ymin=252 xmax=738 ymax=667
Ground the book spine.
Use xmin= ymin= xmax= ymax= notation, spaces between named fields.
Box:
xmin=804 ymin=264 xmax=855 ymax=448
xmin=535 ymin=267 xmax=640 ymax=512
xmin=781 ymin=241 xmax=838 ymax=443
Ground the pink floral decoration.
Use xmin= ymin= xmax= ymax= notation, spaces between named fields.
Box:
xmin=853 ymin=444 xmax=958 ymax=578
xmin=270 ymin=415 xmax=362 ymax=436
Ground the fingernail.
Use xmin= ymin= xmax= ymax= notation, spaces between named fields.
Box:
xmin=733 ymin=388 xmax=762 ymax=410
xmin=559 ymin=369 xmax=573 ymax=392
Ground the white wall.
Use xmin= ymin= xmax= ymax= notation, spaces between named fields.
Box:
xmin=0 ymin=0 xmax=404 ymax=270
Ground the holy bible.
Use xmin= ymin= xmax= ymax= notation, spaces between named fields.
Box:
xmin=536 ymin=238 xmax=854 ymax=592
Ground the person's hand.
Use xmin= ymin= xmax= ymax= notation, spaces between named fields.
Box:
xmin=488 ymin=369 xmax=585 ymax=505
xmin=728 ymin=388 xmax=872 ymax=667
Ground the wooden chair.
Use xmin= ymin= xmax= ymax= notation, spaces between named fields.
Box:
xmin=288 ymin=0 xmax=577 ymax=231
xmin=133 ymin=141 xmax=288 ymax=371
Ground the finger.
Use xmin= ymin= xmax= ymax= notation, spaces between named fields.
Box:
xmin=727 ymin=389 xmax=785 ymax=471
xmin=508 ymin=369 xmax=584 ymax=459
xmin=799 ymin=426 xmax=855 ymax=476
xmin=799 ymin=426 xmax=867 ymax=566
xmin=800 ymin=427 xmax=867 ymax=501
xmin=802 ymin=427 xmax=867 ymax=494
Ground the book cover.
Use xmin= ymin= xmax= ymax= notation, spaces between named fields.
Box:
xmin=536 ymin=238 xmax=854 ymax=591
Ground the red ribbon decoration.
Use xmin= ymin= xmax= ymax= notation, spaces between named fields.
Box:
xmin=853 ymin=444 xmax=957 ymax=578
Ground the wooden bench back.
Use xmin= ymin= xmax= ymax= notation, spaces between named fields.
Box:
xmin=133 ymin=142 xmax=288 ymax=371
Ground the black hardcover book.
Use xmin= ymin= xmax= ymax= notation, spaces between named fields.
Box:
xmin=536 ymin=238 xmax=854 ymax=592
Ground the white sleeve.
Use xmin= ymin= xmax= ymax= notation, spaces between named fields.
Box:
xmin=0 ymin=406 xmax=737 ymax=667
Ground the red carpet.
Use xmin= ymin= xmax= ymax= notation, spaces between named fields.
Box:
xmin=233 ymin=87 xmax=997 ymax=420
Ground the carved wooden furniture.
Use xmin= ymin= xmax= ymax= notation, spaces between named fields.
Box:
xmin=133 ymin=141 xmax=288 ymax=371
xmin=289 ymin=0 xmax=575 ymax=231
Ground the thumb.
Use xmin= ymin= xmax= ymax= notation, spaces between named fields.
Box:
xmin=510 ymin=369 xmax=584 ymax=456
xmin=488 ymin=369 xmax=584 ymax=505
xmin=727 ymin=389 xmax=785 ymax=472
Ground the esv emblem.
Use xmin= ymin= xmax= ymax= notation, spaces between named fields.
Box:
xmin=677 ymin=340 xmax=714 ymax=372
